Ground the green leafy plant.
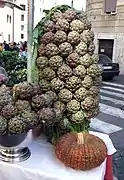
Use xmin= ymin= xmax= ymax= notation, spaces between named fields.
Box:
xmin=0 ymin=51 xmax=27 ymax=86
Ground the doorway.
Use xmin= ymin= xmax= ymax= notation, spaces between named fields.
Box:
xmin=98 ymin=39 xmax=114 ymax=60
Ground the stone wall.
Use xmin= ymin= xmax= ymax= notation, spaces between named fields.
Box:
xmin=86 ymin=0 xmax=124 ymax=74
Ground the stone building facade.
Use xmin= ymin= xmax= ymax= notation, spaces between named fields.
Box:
xmin=86 ymin=0 xmax=124 ymax=74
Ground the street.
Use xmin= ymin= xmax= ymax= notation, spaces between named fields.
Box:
xmin=90 ymin=75 xmax=124 ymax=180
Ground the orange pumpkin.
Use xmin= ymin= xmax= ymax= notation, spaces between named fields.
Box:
xmin=55 ymin=132 xmax=107 ymax=170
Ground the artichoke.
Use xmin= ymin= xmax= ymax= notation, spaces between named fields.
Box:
xmin=80 ymin=30 xmax=92 ymax=45
xmin=93 ymin=75 xmax=102 ymax=87
xmin=21 ymin=111 xmax=39 ymax=129
xmin=54 ymin=31 xmax=67 ymax=45
xmin=0 ymin=74 xmax=8 ymax=86
xmin=41 ymin=91 xmax=58 ymax=108
xmin=58 ymin=88 xmax=72 ymax=103
xmin=15 ymin=100 xmax=31 ymax=112
xmin=44 ymin=20 xmax=55 ymax=32
xmin=70 ymin=110 xmax=85 ymax=123
xmin=57 ymin=64 xmax=72 ymax=81
xmin=41 ymin=67 xmax=56 ymax=81
xmin=84 ymin=19 xmax=92 ymax=30
xmin=31 ymin=95 xmax=45 ymax=110
xmin=0 ymin=85 xmax=11 ymax=96
xmin=85 ymin=107 xmax=100 ymax=119
xmin=13 ymin=82 xmax=40 ymax=100
xmin=81 ymin=96 xmax=95 ymax=110
xmin=53 ymin=101 xmax=66 ymax=113
xmin=74 ymin=65 xmax=86 ymax=79
xmin=75 ymin=42 xmax=87 ymax=56
xmin=63 ymin=9 xmax=77 ymax=22
xmin=0 ymin=93 xmax=13 ymax=110
xmin=70 ymin=20 xmax=84 ymax=33
xmin=52 ymin=12 xmax=63 ymax=22
xmin=0 ymin=116 xmax=7 ymax=135
xmin=38 ymin=44 xmax=46 ymax=56
xmin=89 ymin=30 xmax=94 ymax=40
xmin=87 ymin=64 xmax=102 ymax=77
xmin=40 ymin=32 xmax=54 ymax=44
xmin=51 ymin=78 xmax=65 ymax=92
xmin=39 ymin=79 xmax=51 ymax=92
xmin=88 ymin=42 xmax=95 ymax=55
xmin=45 ymin=43 xmax=59 ymax=58
xmin=8 ymin=116 xmax=27 ymax=134
xmin=75 ymin=87 xmax=88 ymax=101
xmin=1 ymin=104 xmax=17 ymax=119
xmin=67 ymin=31 xmax=80 ymax=45
xmin=79 ymin=53 xmax=93 ymax=67
xmin=89 ymin=86 xmax=100 ymax=96
xmin=49 ymin=55 xmax=63 ymax=70
xmin=36 ymin=56 xmax=49 ymax=69
xmin=38 ymin=108 xmax=56 ymax=125
xmin=66 ymin=99 xmax=80 ymax=114
xmin=56 ymin=19 xmax=69 ymax=32
xmin=66 ymin=52 xmax=80 ymax=68
xmin=59 ymin=42 xmax=73 ymax=57
xmin=44 ymin=91 xmax=58 ymax=105
xmin=91 ymin=54 xmax=99 ymax=64
xmin=82 ymin=75 xmax=93 ymax=89
xmin=0 ymin=85 xmax=13 ymax=109
xmin=65 ymin=76 xmax=81 ymax=92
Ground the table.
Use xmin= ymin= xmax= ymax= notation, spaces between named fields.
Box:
xmin=0 ymin=131 xmax=116 ymax=180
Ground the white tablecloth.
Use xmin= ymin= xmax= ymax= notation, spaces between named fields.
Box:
xmin=0 ymin=131 xmax=116 ymax=180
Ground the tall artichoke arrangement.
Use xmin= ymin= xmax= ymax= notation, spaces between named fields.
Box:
xmin=32 ymin=5 xmax=102 ymax=143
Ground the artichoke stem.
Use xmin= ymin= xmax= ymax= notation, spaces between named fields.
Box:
xmin=77 ymin=133 xmax=84 ymax=144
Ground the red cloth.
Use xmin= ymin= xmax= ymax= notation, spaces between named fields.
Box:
xmin=104 ymin=155 xmax=113 ymax=180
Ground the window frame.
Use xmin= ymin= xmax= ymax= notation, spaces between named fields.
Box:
xmin=21 ymin=14 xmax=24 ymax=21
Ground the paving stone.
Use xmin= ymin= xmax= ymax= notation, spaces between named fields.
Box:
xmin=113 ymin=150 xmax=124 ymax=180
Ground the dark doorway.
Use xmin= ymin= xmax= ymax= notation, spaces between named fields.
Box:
xmin=98 ymin=39 xmax=114 ymax=60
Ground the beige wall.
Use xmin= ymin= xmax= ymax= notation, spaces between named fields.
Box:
xmin=86 ymin=0 xmax=124 ymax=74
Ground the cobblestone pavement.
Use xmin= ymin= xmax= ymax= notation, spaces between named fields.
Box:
xmin=113 ymin=150 xmax=124 ymax=180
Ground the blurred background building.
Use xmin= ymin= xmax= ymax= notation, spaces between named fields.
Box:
xmin=86 ymin=0 xmax=124 ymax=74
xmin=0 ymin=0 xmax=86 ymax=43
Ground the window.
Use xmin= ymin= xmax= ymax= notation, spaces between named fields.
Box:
xmin=7 ymin=15 xmax=9 ymax=23
xmin=8 ymin=34 xmax=10 ymax=42
xmin=20 ymin=4 xmax=26 ymax=11
xmin=10 ymin=16 xmax=11 ymax=23
xmin=21 ymin=34 xmax=24 ymax=39
xmin=104 ymin=0 xmax=117 ymax=13
xmin=21 ymin=25 xmax=24 ymax=31
xmin=21 ymin=14 xmax=24 ymax=21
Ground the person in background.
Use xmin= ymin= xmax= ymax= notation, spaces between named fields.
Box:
xmin=0 ymin=43 xmax=3 ymax=52
xmin=19 ymin=48 xmax=23 ymax=57
xmin=3 ymin=41 xmax=10 ymax=51
xmin=23 ymin=41 xmax=27 ymax=51
xmin=21 ymin=47 xmax=28 ymax=58
xmin=13 ymin=42 xmax=19 ymax=52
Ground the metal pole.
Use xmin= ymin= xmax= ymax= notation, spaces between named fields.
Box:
xmin=71 ymin=0 xmax=73 ymax=8
xmin=12 ymin=7 xmax=14 ymax=42
xmin=27 ymin=0 xmax=34 ymax=83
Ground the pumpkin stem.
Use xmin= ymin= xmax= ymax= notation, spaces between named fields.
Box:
xmin=77 ymin=133 xmax=84 ymax=144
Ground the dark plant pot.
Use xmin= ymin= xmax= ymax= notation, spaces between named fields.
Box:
xmin=0 ymin=133 xmax=27 ymax=148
